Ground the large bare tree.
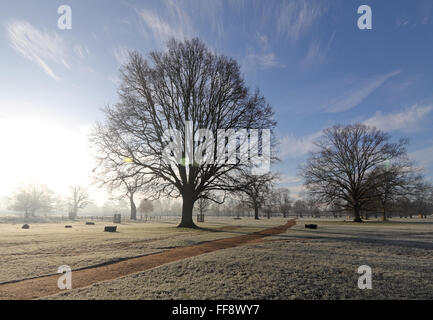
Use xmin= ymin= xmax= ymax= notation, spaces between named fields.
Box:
xmin=302 ymin=124 xmax=409 ymax=222
xmin=92 ymin=38 xmax=276 ymax=228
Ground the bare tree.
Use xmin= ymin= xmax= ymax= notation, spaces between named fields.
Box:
xmin=9 ymin=183 xmax=55 ymax=218
xmin=399 ymin=181 xmax=433 ymax=219
xmin=91 ymin=38 xmax=276 ymax=228
xmin=263 ymin=188 xmax=281 ymax=219
xmin=292 ymin=199 xmax=308 ymax=218
xmin=93 ymin=163 xmax=146 ymax=220
xmin=368 ymin=163 xmax=422 ymax=221
xmin=237 ymin=172 xmax=278 ymax=220
xmin=302 ymin=124 xmax=408 ymax=222
xmin=138 ymin=199 xmax=154 ymax=220
xmin=195 ymin=195 xmax=211 ymax=216
xmin=275 ymin=188 xmax=292 ymax=218
xmin=68 ymin=185 xmax=91 ymax=219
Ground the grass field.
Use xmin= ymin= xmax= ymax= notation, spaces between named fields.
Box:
xmin=47 ymin=217 xmax=433 ymax=300
xmin=0 ymin=217 xmax=287 ymax=284
xmin=1 ymin=216 xmax=432 ymax=299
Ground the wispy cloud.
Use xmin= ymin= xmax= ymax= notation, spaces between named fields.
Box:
xmin=113 ymin=46 xmax=130 ymax=65
xmin=278 ymin=174 xmax=302 ymax=185
xmin=278 ymin=130 xmax=323 ymax=159
xmin=138 ymin=9 xmax=185 ymax=41
xmin=364 ymin=104 xmax=433 ymax=132
xmin=277 ymin=0 xmax=327 ymax=41
xmin=245 ymin=53 xmax=283 ymax=69
xmin=256 ymin=32 xmax=269 ymax=51
xmin=276 ymin=174 xmax=306 ymax=199
xmin=7 ymin=20 xmax=69 ymax=81
xmin=410 ymin=145 xmax=433 ymax=169
xmin=135 ymin=0 xmax=194 ymax=44
xmin=324 ymin=70 xmax=401 ymax=113
xmin=302 ymin=31 xmax=335 ymax=68
xmin=74 ymin=45 xmax=90 ymax=59
xmin=278 ymin=104 xmax=433 ymax=160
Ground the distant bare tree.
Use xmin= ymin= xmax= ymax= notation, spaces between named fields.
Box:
xmin=302 ymin=124 xmax=409 ymax=222
xmin=237 ymin=172 xmax=278 ymax=220
xmin=292 ymin=199 xmax=307 ymax=218
xmin=9 ymin=183 xmax=55 ymax=218
xmin=195 ymin=195 xmax=212 ymax=216
xmin=263 ymin=188 xmax=281 ymax=219
xmin=368 ymin=163 xmax=422 ymax=221
xmin=91 ymin=38 xmax=276 ymax=228
xmin=138 ymin=199 xmax=154 ymax=220
xmin=93 ymin=163 xmax=146 ymax=220
xmin=275 ymin=188 xmax=292 ymax=218
xmin=68 ymin=185 xmax=91 ymax=219
xmin=407 ymin=181 xmax=433 ymax=218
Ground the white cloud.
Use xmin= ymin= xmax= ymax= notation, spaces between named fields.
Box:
xmin=286 ymin=185 xmax=307 ymax=200
xmin=364 ymin=104 xmax=433 ymax=132
xmin=113 ymin=46 xmax=130 ymax=65
xmin=256 ymin=32 xmax=269 ymax=51
xmin=277 ymin=0 xmax=327 ymax=41
xmin=7 ymin=20 xmax=69 ymax=81
xmin=245 ymin=53 xmax=282 ymax=69
xmin=108 ymin=75 xmax=120 ymax=86
xmin=278 ymin=174 xmax=302 ymax=185
xmin=136 ymin=0 xmax=194 ymax=44
xmin=74 ymin=45 xmax=90 ymax=59
xmin=279 ymin=130 xmax=323 ymax=158
xmin=325 ymin=70 xmax=401 ymax=113
xmin=409 ymin=145 xmax=433 ymax=169
xmin=302 ymin=31 xmax=335 ymax=67
xmin=139 ymin=9 xmax=184 ymax=41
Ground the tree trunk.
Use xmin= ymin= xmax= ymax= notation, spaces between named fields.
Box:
xmin=353 ymin=206 xmax=363 ymax=222
xmin=382 ymin=207 xmax=387 ymax=222
xmin=130 ymin=196 xmax=137 ymax=220
xmin=254 ymin=205 xmax=259 ymax=220
xmin=178 ymin=192 xmax=197 ymax=228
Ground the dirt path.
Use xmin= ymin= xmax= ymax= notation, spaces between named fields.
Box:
xmin=0 ymin=220 xmax=296 ymax=300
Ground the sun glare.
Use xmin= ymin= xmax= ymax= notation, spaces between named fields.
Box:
xmin=0 ymin=116 xmax=95 ymax=198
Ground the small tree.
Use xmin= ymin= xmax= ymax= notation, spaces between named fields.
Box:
xmin=68 ymin=185 xmax=91 ymax=219
xmin=138 ymin=199 xmax=154 ymax=220
xmin=9 ymin=183 xmax=55 ymax=218
xmin=293 ymin=199 xmax=307 ymax=218
xmin=237 ymin=172 xmax=277 ymax=220
xmin=275 ymin=188 xmax=292 ymax=218
xmin=195 ymin=196 xmax=211 ymax=216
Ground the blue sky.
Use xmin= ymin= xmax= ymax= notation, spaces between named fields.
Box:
xmin=0 ymin=0 xmax=432 ymax=199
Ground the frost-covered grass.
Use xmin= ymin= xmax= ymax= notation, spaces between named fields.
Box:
xmin=0 ymin=217 xmax=287 ymax=283
xmin=46 ymin=219 xmax=433 ymax=300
